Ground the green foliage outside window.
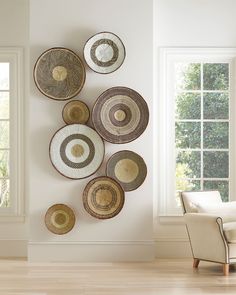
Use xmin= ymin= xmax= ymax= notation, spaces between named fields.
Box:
xmin=203 ymin=122 xmax=228 ymax=149
xmin=203 ymin=63 xmax=229 ymax=90
xmin=203 ymin=181 xmax=228 ymax=202
xmin=176 ymin=63 xmax=201 ymax=90
xmin=203 ymin=93 xmax=228 ymax=119
xmin=0 ymin=64 xmax=10 ymax=208
xmin=176 ymin=122 xmax=201 ymax=149
xmin=176 ymin=151 xmax=201 ymax=178
xmin=176 ymin=93 xmax=201 ymax=120
xmin=175 ymin=62 xmax=229 ymax=201
xmin=0 ymin=150 xmax=9 ymax=207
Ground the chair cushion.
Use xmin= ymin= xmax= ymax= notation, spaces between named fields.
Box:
xmin=223 ymin=222 xmax=236 ymax=243
xmin=196 ymin=201 xmax=236 ymax=223
xmin=181 ymin=191 xmax=222 ymax=213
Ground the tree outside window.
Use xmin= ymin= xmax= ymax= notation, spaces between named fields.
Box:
xmin=0 ymin=62 xmax=10 ymax=208
xmin=175 ymin=62 xmax=229 ymax=201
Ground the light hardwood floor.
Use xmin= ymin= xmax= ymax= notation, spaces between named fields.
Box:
xmin=0 ymin=258 xmax=236 ymax=294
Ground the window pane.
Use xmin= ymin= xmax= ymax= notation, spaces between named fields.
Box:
xmin=176 ymin=179 xmax=200 ymax=194
xmin=175 ymin=63 xmax=201 ymax=90
xmin=203 ymin=180 xmax=229 ymax=202
xmin=176 ymin=151 xmax=201 ymax=178
xmin=203 ymin=151 xmax=229 ymax=178
xmin=203 ymin=93 xmax=229 ymax=119
xmin=176 ymin=93 xmax=201 ymax=120
xmin=176 ymin=122 xmax=201 ymax=149
xmin=203 ymin=122 xmax=229 ymax=149
xmin=0 ymin=150 xmax=9 ymax=177
xmin=0 ymin=121 xmax=9 ymax=148
xmin=0 ymin=92 xmax=9 ymax=119
xmin=203 ymin=63 xmax=229 ymax=90
xmin=0 ymin=179 xmax=10 ymax=208
xmin=0 ymin=63 xmax=9 ymax=90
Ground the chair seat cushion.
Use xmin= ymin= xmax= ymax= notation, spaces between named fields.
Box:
xmin=223 ymin=222 xmax=236 ymax=243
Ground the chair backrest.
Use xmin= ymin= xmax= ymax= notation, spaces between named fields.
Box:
xmin=180 ymin=190 xmax=222 ymax=213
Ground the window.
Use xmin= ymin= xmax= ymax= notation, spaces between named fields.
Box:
xmin=175 ymin=62 xmax=229 ymax=201
xmin=0 ymin=63 xmax=10 ymax=208
xmin=158 ymin=48 xmax=236 ymax=216
xmin=0 ymin=48 xmax=24 ymax=219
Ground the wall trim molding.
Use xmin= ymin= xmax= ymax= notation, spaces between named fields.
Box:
xmin=155 ymin=238 xmax=192 ymax=258
xmin=0 ymin=238 xmax=26 ymax=241
xmin=29 ymin=240 xmax=154 ymax=246
xmin=28 ymin=240 xmax=155 ymax=262
xmin=0 ymin=239 xmax=192 ymax=259
xmin=0 ymin=239 xmax=27 ymax=257
xmin=155 ymin=237 xmax=189 ymax=242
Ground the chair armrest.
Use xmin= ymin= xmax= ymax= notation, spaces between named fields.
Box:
xmin=184 ymin=213 xmax=229 ymax=263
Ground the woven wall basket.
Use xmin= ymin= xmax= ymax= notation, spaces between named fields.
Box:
xmin=92 ymin=86 xmax=149 ymax=143
xmin=106 ymin=150 xmax=147 ymax=191
xmin=34 ymin=47 xmax=85 ymax=100
xmin=62 ymin=100 xmax=90 ymax=125
xmin=45 ymin=204 xmax=76 ymax=235
xmin=84 ymin=31 xmax=125 ymax=74
xmin=83 ymin=176 xmax=125 ymax=219
xmin=49 ymin=124 xmax=104 ymax=179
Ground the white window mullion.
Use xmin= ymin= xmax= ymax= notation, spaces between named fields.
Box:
xmin=200 ymin=62 xmax=204 ymax=190
xmin=177 ymin=148 xmax=229 ymax=152
xmin=228 ymin=62 xmax=231 ymax=200
xmin=179 ymin=178 xmax=229 ymax=181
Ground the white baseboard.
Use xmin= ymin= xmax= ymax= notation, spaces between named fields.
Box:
xmin=28 ymin=240 xmax=155 ymax=262
xmin=155 ymin=238 xmax=192 ymax=258
xmin=0 ymin=240 xmax=27 ymax=257
xmin=0 ymin=239 xmax=192 ymax=260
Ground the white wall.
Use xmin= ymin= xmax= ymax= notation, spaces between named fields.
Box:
xmin=29 ymin=0 xmax=154 ymax=262
xmin=155 ymin=0 xmax=236 ymax=257
xmin=0 ymin=0 xmax=28 ymax=46
xmin=3 ymin=0 xmax=234 ymax=260
xmin=0 ymin=0 xmax=29 ymax=257
xmin=156 ymin=0 xmax=236 ymax=47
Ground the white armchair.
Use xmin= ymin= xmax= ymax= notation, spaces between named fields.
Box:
xmin=180 ymin=190 xmax=236 ymax=276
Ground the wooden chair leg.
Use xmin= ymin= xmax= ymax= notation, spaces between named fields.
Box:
xmin=223 ymin=263 xmax=229 ymax=276
xmin=193 ymin=258 xmax=200 ymax=268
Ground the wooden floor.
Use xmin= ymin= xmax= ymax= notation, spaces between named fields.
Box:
xmin=0 ymin=258 xmax=236 ymax=294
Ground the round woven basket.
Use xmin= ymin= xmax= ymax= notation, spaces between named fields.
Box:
xmin=62 ymin=100 xmax=90 ymax=125
xmin=84 ymin=31 xmax=125 ymax=74
xmin=92 ymin=86 xmax=149 ymax=143
xmin=106 ymin=150 xmax=147 ymax=191
xmin=83 ymin=176 xmax=125 ymax=219
xmin=34 ymin=47 xmax=85 ymax=100
xmin=45 ymin=204 xmax=76 ymax=235
xmin=49 ymin=124 xmax=105 ymax=179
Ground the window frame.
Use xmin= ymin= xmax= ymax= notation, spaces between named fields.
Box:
xmin=0 ymin=47 xmax=24 ymax=221
xmin=158 ymin=48 xmax=236 ymax=216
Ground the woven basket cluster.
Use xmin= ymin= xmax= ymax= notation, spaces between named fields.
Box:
xmin=33 ymin=32 xmax=149 ymax=234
